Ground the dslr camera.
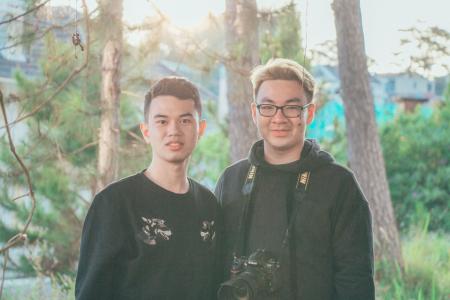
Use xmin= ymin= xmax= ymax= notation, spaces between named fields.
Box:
xmin=218 ymin=249 xmax=281 ymax=300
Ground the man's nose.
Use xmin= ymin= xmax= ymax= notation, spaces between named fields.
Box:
xmin=272 ymin=108 xmax=288 ymax=122
xmin=167 ymin=120 xmax=182 ymax=135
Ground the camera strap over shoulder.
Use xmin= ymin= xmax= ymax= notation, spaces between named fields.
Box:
xmin=285 ymin=170 xmax=310 ymax=300
xmin=282 ymin=170 xmax=310 ymax=246
xmin=233 ymin=165 xmax=258 ymax=258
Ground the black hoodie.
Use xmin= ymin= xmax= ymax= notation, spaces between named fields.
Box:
xmin=215 ymin=139 xmax=374 ymax=300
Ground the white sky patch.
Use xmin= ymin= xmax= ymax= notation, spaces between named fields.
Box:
xmin=48 ymin=0 xmax=450 ymax=76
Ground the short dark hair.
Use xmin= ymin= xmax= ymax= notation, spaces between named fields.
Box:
xmin=144 ymin=76 xmax=202 ymax=122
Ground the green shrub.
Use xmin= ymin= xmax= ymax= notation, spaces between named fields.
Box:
xmin=190 ymin=129 xmax=230 ymax=188
xmin=380 ymin=100 xmax=450 ymax=232
xmin=318 ymin=98 xmax=450 ymax=233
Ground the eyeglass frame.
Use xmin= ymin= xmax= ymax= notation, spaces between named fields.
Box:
xmin=255 ymin=102 xmax=313 ymax=118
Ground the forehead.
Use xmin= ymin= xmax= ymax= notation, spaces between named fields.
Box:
xmin=256 ymin=80 xmax=306 ymax=104
xmin=149 ymin=95 xmax=198 ymax=117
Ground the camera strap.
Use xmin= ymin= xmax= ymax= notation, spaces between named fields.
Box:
xmin=233 ymin=164 xmax=258 ymax=258
xmin=284 ymin=170 xmax=310 ymax=300
xmin=282 ymin=170 xmax=310 ymax=247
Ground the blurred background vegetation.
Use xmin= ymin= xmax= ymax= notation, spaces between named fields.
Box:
xmin=0 ymin=0 xmax=449 ymax=299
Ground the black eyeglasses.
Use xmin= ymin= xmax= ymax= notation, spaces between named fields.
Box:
xmin=256 ymin=103 xmax=312 ymax=118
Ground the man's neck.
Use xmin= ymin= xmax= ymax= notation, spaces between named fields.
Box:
xmin=145 ymin=160 xmax=189 ymax=194
xmin=263 ymin=141 xmax=304 ymax=165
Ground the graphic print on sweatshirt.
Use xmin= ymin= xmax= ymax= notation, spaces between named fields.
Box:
xmin=200 ymin=220 xmax=215 ymax=243
xmin=138 ymin=216 xmax=172 ymax=245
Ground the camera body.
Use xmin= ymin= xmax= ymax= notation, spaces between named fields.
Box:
xmin=218 ymin=249 xmax=281 ymax=300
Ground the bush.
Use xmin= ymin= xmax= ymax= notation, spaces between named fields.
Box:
xmin=380 ymin=100 xmax=450 ymax=232
xmin=190 ymin=129 xmax=230 ymax=188
xmin=317 ymin=98 xmax=450 ymax=233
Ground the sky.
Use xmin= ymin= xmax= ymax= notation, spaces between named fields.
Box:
xmin=49 ymin=0 xmax=450 ymax=77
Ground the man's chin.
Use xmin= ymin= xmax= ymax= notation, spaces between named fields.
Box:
xmin=169 ymin=158 xmax=189 ymax=164
xmin=265 ymin=138 xmax=301 ymax=152
xmin=161 ymin=154 xmax=190 ymax=164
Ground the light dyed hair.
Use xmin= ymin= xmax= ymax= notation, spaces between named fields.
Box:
xmin=250 ymin=58 xmax=315 ymax=103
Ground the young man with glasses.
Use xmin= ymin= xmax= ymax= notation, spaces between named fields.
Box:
xmin=215 ymin=59 xmax=374 ymax=299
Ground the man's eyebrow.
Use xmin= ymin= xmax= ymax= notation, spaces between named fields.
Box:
xmin=259 ymin=97 xmax=304 ymax=104
xmin=153 ymin=113 xmax=195 ymax=119
xmin=286 ymin=97 xmax=303 ymax=103
xmin=179 ymin=113 xmax=194 ymax=118
xmin=153 ymin=114 xmax=168 ymax=119
xmin=259 ymin=97 xmax=275 ymax=103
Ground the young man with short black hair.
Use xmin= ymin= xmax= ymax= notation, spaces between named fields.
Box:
xmin=76 ymin=76 xmax=220 ymax=300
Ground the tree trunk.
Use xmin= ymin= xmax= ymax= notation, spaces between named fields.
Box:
xmin=225 ymin=0 xmax=259 ymax=162
xmin=332 ymin=0 xmax=403 ymax=265
xmin=96 ymin=0 xmax=123 ymax=192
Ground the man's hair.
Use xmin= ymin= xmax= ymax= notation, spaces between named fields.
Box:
xmin=250 ymin=58 xmax=316 ymax=103
xmin=144 ymin=76 xmax=202 ymax=122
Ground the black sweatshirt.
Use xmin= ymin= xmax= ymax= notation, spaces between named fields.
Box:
xmin=215 ymin=139 xmax=374 ymax=300
xmin=75 ymin=172 xmax=220 ymax=300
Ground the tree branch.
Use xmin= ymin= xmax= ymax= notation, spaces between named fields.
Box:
xmin=0 ymin=1 xmax=91 ymax=294
xmin=0 ymin=252 xmax=7 ymax=299
xmin=11 ymin=193 xmax=30 ymax=202
xmin=0 ymin=89 xmax=36 ymax=254
xmin=0 ymin=7 xmax=98 ymax=52
xmin=0 ymin=88 xmax=36 ymax=299
xmin=0 ymin=0 xmax=51 ymax=26
xmin=0 ymin=0 xmax=91 ymax=129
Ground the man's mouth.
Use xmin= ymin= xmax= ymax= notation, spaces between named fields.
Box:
xmin=166 ymin=141 xmax=183 ymax=150
xmin=271 ymin=129 xmax=290 ymax=136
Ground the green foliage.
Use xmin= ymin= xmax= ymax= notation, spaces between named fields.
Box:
xmin=0 ymin=25 xmax=134 ymax=277
xmin=190 ymin=129 xmax=230 ymax=189
xmin=0 ymin=34 xmax=101 ymax=276
xmin=380 ymin=100 xmax=450 ymax=232
xmin=315 ymin=117 xmax=347 ymax=166
xmin=317 ymin=95 xmax=450 ymax=233
xmin=188 ymin=98 xmax=230 ymax=188
xmin=260 ymin=1 xmax=310 ymax=68
xmin=375 ymin=227 xmax=450 ymax=299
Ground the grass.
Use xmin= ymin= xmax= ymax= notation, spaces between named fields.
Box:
xmin=2 ymin=274 xmax=74 ymax=300
xmin=376 ymin=224 xmax=450 ymax=300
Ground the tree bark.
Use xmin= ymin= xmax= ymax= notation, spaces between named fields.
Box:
xmin=225 ymin=0 xmax=259 ymax=162
xmin=332 ymin=0 xmax=403 ymax=265
xmin=96 ymin=0 xmax=122 ymax=192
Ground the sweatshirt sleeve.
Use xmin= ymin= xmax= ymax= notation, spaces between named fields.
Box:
xmin=75 ymin=193 xmax=125 ymax=300
xmin=331 ymin=173 xmax=375 ymax=300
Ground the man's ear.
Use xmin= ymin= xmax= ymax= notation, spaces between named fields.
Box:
xmin=251 ymin=102 xmax=257 ymax=125
xmin=198 ymin=119 xmax=206 ymax=139
xmin=140 ymin=123 xmax=151 ymax=143
xmin=306 ymin=103 xmax=316 ymax=125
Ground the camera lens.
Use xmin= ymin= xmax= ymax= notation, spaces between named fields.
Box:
xmin=218 ymin=279 xmax=253 ymax=300
xmin=219 ymin=250 xmax=280 ymax=299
